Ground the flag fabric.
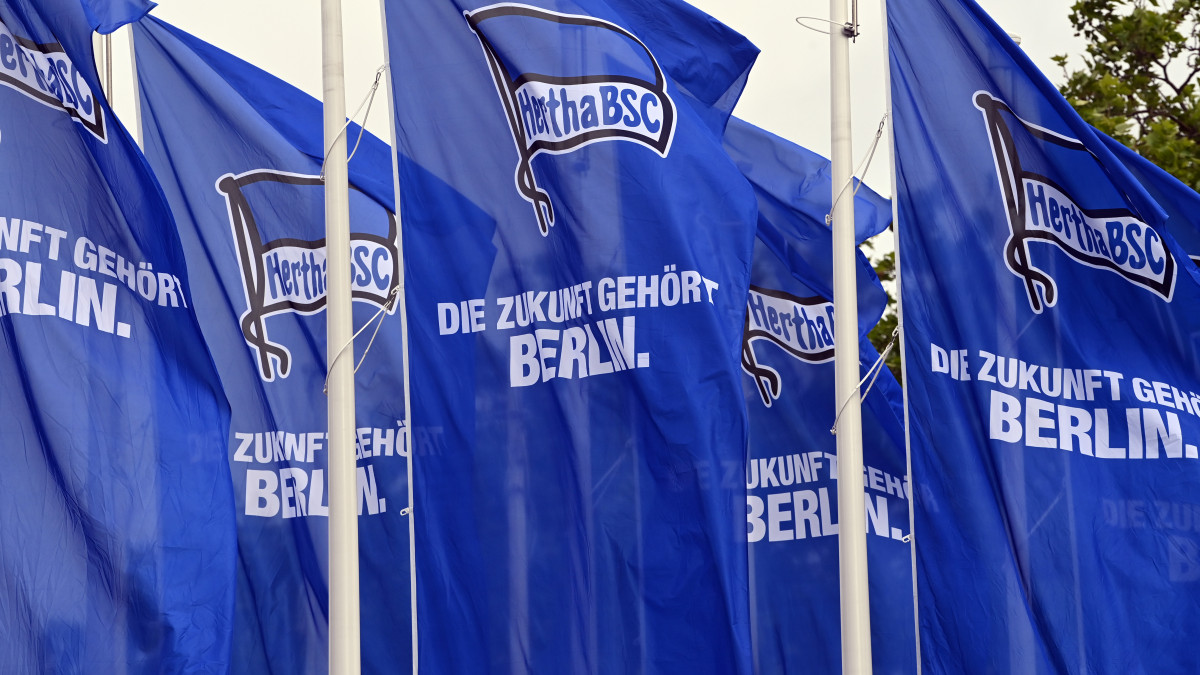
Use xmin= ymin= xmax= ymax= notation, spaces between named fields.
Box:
xmin=81 ymin=0 xmax=155 ymax=33
xmin=724 ymin=116 xmax=891 ymax=334
xmin=726 ymin=117 xmax=915 ymax=674
xmin=134 ymin=17 xmax=410 ymax=673
xmin=725 ymin=117 xmax=893 ymax=247
xmin=384 ymin=0 xmax=759 ymax=672
xmin=741 ymin=238 xmax=914 ymax=675
xmin=0 ymin=0 xmax=234 ymax=671
xmin=889 ymin=0 xmax=1200 ymax=671
xmin=1098 ymin=132 xmax=1200 ymax=262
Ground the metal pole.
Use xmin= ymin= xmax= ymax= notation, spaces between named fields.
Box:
xmin=876 ymin=0 xmax=920 ymax=670
xmin=125 ymin=26 xmax=142 ymax=148
xmin=830 ymin=0 xmax=872 ymax=673
xmin=321 ymin=1 xmax=360 ymax=673
xmin=103 ymin=33 xmax=112 ymax=107
xmin=375 ymin=2 xmax=420 ymax=671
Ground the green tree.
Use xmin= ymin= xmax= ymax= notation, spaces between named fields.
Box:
xmin=1055 ymin=0 xmax=1200 ymax=189
xmin=866 ymin=248 xmax=902 ymax=382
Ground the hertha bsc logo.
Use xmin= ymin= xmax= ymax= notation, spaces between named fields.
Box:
xmin=742 ymin=286 xmax=836 ymax=407
xmin=0 ymin=19 xmax=106 ymax=142
xmin=465 ymin=3 xmax=676 ymax=235
xmin=218 ymin=169 xmax=400 ymax=382
xmin=975 ymin=91 xmax=1175 ymax=312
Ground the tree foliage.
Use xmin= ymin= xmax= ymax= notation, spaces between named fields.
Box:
xmin=867 ymin=249 xmax=902 ymax=382
xmin=1055 ymin=0 xmax=1200 ymax=189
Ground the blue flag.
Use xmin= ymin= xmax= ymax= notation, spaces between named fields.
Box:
xmin=741 ymin=239 xmax=913 ymax=675
xmin=725 ymin=117 xmax=893 ymax=247
xmin=134 ymin=17 xmax=410 ymax=674
xmin=0 ymin=1 xmax=234 ymax=671
xmin=82 ymin=0 xmax=155 ymax=33
xmin=385 ymin=0 xmax=759 ymax=672
xmin=890 ymin=0 xmax=1200 ymax=671
xmin=724 ymin=116 xmax=891 ymax=340
xmin=725 ymin=117 xmax=914 ymax=674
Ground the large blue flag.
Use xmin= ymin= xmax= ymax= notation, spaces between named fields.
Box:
xmin=0 ymin=0 xmax=234 ymax=670
xmin=385 ymin=0 xmax=759 ymax=672
xmin=890 ymin=0 xmax=1200 ymax=671
xmin=726 ymin=117 xmax=915 ymax=674
xmin=134 ymin=17 xmax=410 ymax=674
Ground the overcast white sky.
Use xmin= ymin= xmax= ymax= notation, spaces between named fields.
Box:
xmin=118 ymin=0 xmax=1085 ymax=199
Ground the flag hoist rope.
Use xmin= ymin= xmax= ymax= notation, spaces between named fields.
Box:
xmin=827 ymin=114 xmax=891 ymax=437
xmin=829 ymin=0 xmax=873 ymax=672
xmin=320 ymin=65 xmax=388 ymax=181
xmin=826 ymin=113 xmax=888 ymax=228
xmin=321 ymin=0 xmax=361 ymax=673
xmin=831 ymin=327 xmax=898 ymax=436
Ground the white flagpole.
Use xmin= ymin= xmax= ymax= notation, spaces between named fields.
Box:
xmin=103 ymin=33 xmax=113 ymax=106
xmin=321 ymin=0 xmax=361 ymax=673
xmin=830 ymin=0 xmax=873 ymax=673
xmin=93 ymin=32 xmax=113 ymax=113
xmin=125 ymin=26 xmax=143 ymax=148
xmin=375 ymin=2 xmax=420 ymax=672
